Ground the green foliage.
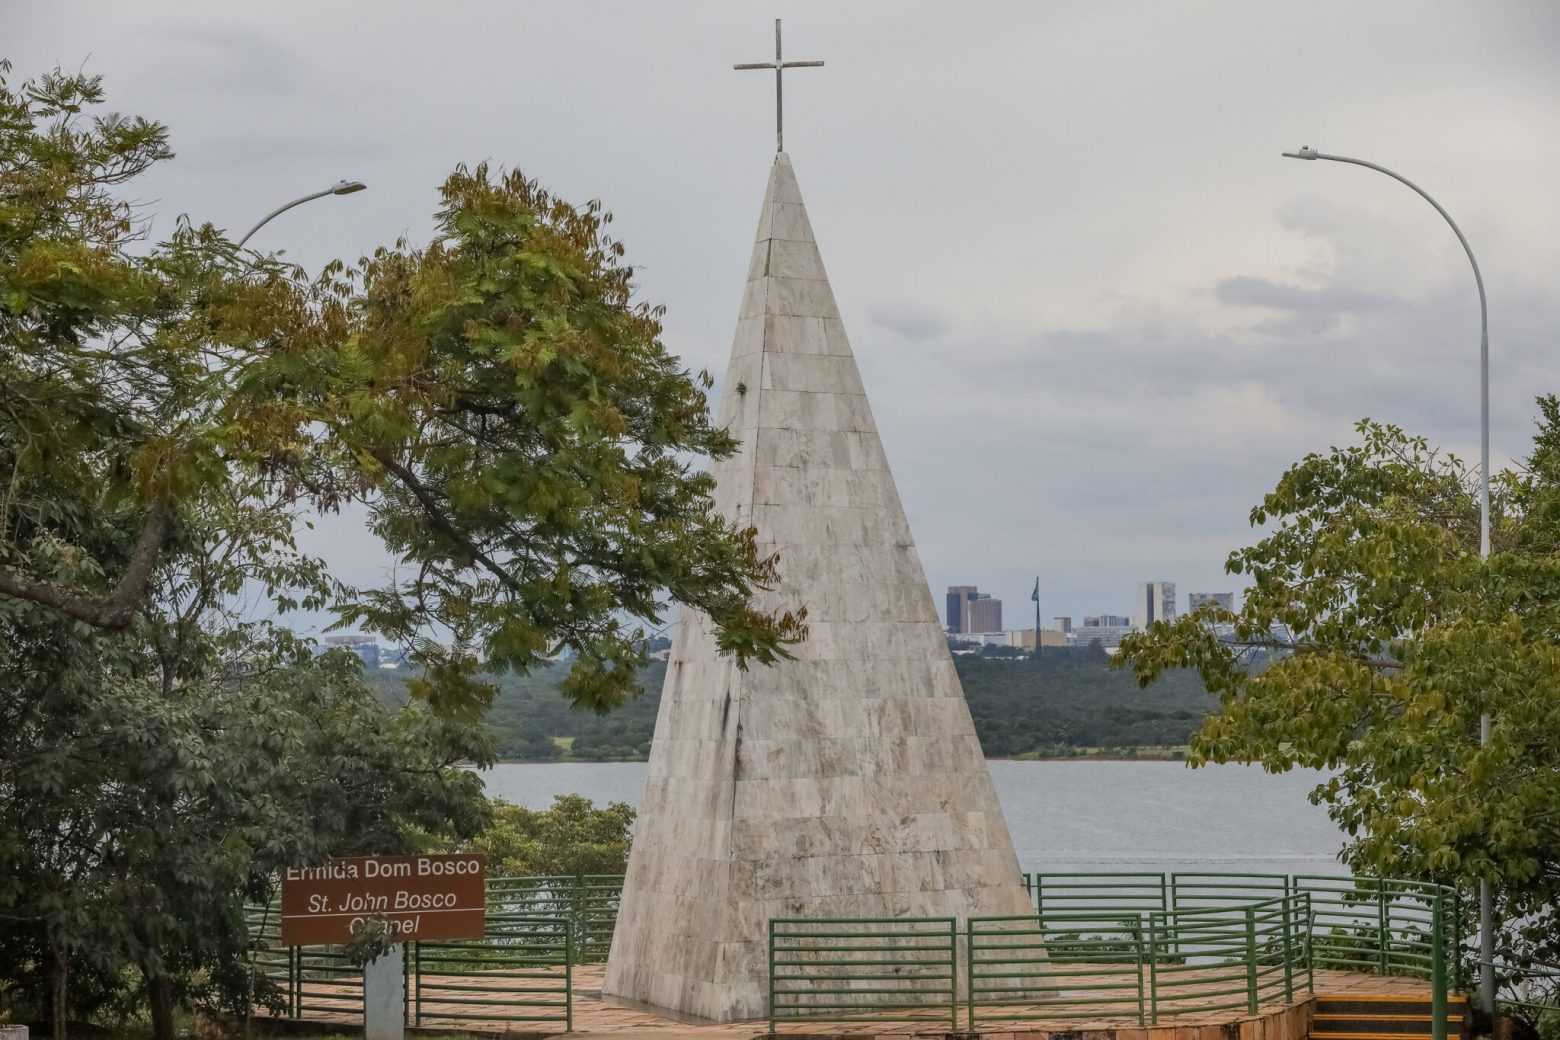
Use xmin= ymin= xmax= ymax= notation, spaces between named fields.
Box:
xmin=0 ymin=604 xmax=493 ymax=1036
xmin=958 ymin=652 xmax=1216 ymax=756
xmin=0 ymin=62 xmax=803 ymax=720
xmin=459 ymin=794 xmax=634 ymax=878
xmin=0 ymin=62 xmax=797 ymax=1038
xmin=264 ymin=162 xmax=806 ymax=717
xmin=383 ymin=661 xmax=666 ymax=760
xmin=1117 ymin=409 xmax=1560 ymax=989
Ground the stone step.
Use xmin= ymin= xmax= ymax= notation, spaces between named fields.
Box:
xmin=1312 ymin=992 xmax=1470 ymax=1040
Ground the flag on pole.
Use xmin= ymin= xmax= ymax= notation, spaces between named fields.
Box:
xmin=1031 ymin=578 xmax=1039 ymax=603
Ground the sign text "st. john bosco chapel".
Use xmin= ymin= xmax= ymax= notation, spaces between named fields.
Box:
xmin=280 ymin=854 xmax=485 ymax=946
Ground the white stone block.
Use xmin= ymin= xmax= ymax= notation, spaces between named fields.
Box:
xmin=767 ymin=238 xmax=829 ymax=280
xmin=763 ymin=313 xmax=832 ymax=355
xmin=768 ymin=202 xmax=815 ymax=242
xmin=763 ymin=276 xmax=840 ymax=319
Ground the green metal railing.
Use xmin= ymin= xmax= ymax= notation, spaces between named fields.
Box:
xmin=1143 ymin=896 xmax=1309 ymax=1022
xmin=780 ymin=894 xmax=1315 ymax=1034
xmin=768 ymin=917 xmax=958 ymax=1033
xmin=486 ymin=873 xmax=621 ymax=962
xmin=777 ymin=875 xmax=1457 ymax=1036
xmin=410 ymin=915 xmax=572 ymax=1030
xmin=246 ymin=893 xmax=578 ymax=1028
xmin=1028 ymin=872 xmax=1457 ymax=985
xmin=252 ymin=869 xmax=1463 ymax=1035
xmin=1028 ymin=872 xmax=1169 ymax=916
xmin=1498 ymin=962 xmax=1560 ymax=1016
xmin=1294 ymin=875 xmax=1458 ymax=980
xmin=967 ymin=911 xmax=1148 ymax=1027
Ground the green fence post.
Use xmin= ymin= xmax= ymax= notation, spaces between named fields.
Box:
xmin=1431 ymin=895 xmax=1448 ymax=1040
xmin=1246 ymin=906 xmax=1259 ymax=1014
xmin=1452 ymin=889 xmax=1465 ymax=993
xmin=1282 ymin=895 xmax=1295 ymax=1003
xmin=966 ymin=918 xmax=975 ymax=1034
xmin=565 ymin=919 xmax=574 ymax=1033
xmin=1305 ymin=894 xmax=1315 ymax=995
xmin=1135 ymin=919 xmax=1147 ymax=1026
xmin=1378 ymin=881 xmax=1391 ymax=974
xmin=768 ymin=920 xmax=777 ymax=1036
xmin=948 ymin=919 xmax=958 ymax=1034
xmin=413 ymin=942 xmax=421 ymax=1026
xmin=1148 ymin=913 xmax=1160 ymax=1025
xmin=290 ymin=946 xmax=299 ymax=1018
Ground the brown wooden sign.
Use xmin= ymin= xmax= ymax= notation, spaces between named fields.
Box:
xmin=280 ymin=854 xmax=485 ymax=946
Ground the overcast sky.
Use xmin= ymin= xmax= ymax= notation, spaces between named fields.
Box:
xmin=9 ymin=2 xmax=1560 ymax=630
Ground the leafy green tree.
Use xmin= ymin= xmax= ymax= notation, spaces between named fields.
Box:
xmin=461 ymin=795 xmax=635 ymax=878
xmin=0 ymin=417 xmax=492 ymax=1040
xmin=0 ymin=63 xmax=804 ymax=719
xmin=1118 ymin=410 xmax=1560 ymax=991
xmin=0 ymin=638 xmax=491 ymax=1039
xmin=0 ymin=61 xmax=801 ymax=1040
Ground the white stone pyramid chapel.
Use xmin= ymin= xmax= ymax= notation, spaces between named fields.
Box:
xmin=601 ymin=153 xmax=1034 ymax=1022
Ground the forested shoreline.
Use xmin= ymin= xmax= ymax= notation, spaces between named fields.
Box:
xmin=370 ymin=646 xmax=1220 ymax=762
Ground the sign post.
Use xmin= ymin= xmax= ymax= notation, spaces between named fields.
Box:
xmin=281 ymin=854 xmax=486 ymax=1038
xmin=362 ymin=947 xmax=404 ymax=1040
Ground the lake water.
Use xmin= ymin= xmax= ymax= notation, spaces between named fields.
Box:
xmin=475 ymin=760 xmax=1349 ymax=879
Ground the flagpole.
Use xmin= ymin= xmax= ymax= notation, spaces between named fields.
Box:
xmin=1033 ymin=576 xmax=1041 ymax=658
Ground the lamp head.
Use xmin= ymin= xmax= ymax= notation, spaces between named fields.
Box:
xmin=1281 ymin=146 xmax=1320 ymax=160
xmin=331 ymin=180 xmax=367 ymax=195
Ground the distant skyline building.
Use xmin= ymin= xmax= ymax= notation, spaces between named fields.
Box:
xmin=965 ymin=594 xmax=1002 ymax=634
xmin=1082 ymin=614 xmax=1131 ymax=628
xmin=948 ymin=628 xmax=1068 ymax=650
xmin=1070 ymin=624 xmax=1137 ymax=651
xmin=1054 ymin=616 xmax=1072 ymax=634
xmin=1133 ymin=581 xmax=1177 ymax=629
xmin=945 ymin=585 xmax=978 ymax=633
xmin=946 ymin=585 xmax=1001 ymax=634
xmin=1188 ymin=591 xmax=1236 ymax=612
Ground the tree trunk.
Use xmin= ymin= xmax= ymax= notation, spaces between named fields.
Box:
xmin=146 ymin=970 xmax=176 ymax=1040
xmin=44 ymin=938 xmax=68 ymax=1040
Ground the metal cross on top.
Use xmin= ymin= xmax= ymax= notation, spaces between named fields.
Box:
xmin=734 ymin=19 xmax=824 ymax=153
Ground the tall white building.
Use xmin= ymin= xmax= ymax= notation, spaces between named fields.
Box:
xmin=1132 ymin=581 xmax=1177 ymax=629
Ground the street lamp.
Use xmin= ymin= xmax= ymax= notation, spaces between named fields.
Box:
xmin=1282 ymin=145 xmax=1494 ymax=1015
xmin=237 ymin=179 xmax=367 ymax=248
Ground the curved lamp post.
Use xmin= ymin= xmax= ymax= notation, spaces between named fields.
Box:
xmin=237 ymin=179 xmax=367 ymax=248
xmin=1282 ymin=145 xmax=1494 ymax=1015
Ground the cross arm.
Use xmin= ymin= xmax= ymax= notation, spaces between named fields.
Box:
xmin=733 ymin=61 xmax=824 ymax=70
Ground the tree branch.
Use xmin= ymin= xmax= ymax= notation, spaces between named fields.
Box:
xmin=369 ymin=449 xmax=522 ymax=593
xmin=0 ymin=499 xmax=173 ymax=630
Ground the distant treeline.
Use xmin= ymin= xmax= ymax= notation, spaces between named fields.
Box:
xmin=369 ymin=645 xmax=1220 ymax=761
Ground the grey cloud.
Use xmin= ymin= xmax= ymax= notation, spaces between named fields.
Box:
xmin=136 ymin=21 xmax=310 ymax=96
xmin=1252 ymin=309 xmax=1343 ymax=338
xmin=869 ymin=305 xmax=949 ymax=341
xmin=1216 ymin=276 xmax=1406 ymax=337
xmin=1216 ymin=276 xmax=1403 ymax=313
